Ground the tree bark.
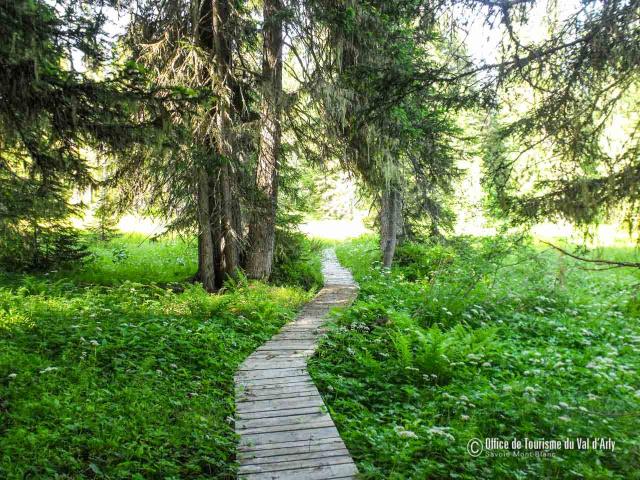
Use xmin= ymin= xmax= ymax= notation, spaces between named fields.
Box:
xmin=246 ymin=0 xmax=283 ymax=280
xmin=197 ymin=168 xmax=216 ymax=292
xmin=212 ymin=0 xmax=241 ymax=278
xmin=380 ymin=186 xmax=402 ymax=268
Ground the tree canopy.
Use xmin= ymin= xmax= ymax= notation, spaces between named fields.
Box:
xmin=2 ymin=0 xmax=639 ymax=277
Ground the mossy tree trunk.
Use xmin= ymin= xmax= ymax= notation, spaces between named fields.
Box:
xmin=380 ymin=186 xmax=402 ymax=268
xmin=246 ymin=0 xmax=283 ymax=280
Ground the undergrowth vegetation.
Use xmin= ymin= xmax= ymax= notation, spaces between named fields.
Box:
xmin=309 ymin=235 xmax=640 ymax=479
xmin=0 ymin=234 xmax=319 ymax=478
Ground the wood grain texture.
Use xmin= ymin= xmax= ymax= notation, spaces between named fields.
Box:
xmin=235 ymin=250 xmax=359 ymax=479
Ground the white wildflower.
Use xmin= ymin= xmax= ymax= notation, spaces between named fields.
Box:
xmin=39 ymin=366 xmax=59 ymax=374
xmin=461 ymin=415 xmax=470 ymax=421
xmin=427 ymin=426 xmax=455 ymax=442
xmin=8 ymin=373 xmax=17 ymax=379
xmin=558 ymin=402 xmax=569 ymax=409
xmin=558 ymin=416 xmax=571 ymax=422
xmin=394 ymin=426 xmax=418 ymax=439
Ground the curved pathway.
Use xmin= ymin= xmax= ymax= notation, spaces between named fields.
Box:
xmin=235 ymin=250 xmax=359 ymax=479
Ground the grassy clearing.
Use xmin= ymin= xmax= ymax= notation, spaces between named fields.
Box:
xmin=0 ymin=234 xmax=318 ymax=478
xmin=309 ymin=235 xmax=640 ymax=479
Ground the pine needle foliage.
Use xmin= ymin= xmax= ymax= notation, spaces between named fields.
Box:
xmin=0 ymin=0 xmax=176 ymax=270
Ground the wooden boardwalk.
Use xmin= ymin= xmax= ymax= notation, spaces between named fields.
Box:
xmin=235 ymin=250 xmax=359 ymax=479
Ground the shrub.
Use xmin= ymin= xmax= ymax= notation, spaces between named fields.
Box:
xmin=271 ymin=227 xmax=323 ymax=290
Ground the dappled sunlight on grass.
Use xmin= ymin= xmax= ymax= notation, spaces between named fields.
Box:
xmin=0 ymin=235 xmax=318 ymax=478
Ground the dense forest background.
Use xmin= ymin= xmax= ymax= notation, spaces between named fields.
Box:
xmin=2 ymin=0 xmax=638 ymax=279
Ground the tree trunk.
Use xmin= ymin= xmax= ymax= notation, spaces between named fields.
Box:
xmin=197 ymin=168 xmax=216 ymax=292
xmin=212 ymin=0 xmax=241 ymax=278
xmin=380 ymin=186 xmax=402 ymax=268
xmin=246 ymin=0 xmax=283 ymax=280
xmin=207 ymin=172 xmax=225 ymax=289
xmin=220 ymin=162 xmax=240 ymax=276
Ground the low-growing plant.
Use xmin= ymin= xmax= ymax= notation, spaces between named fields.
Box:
xmin=309 ymin=235 xmax=640 ymax=479
xmin=0 ymin=234 xmax=318 ymax=478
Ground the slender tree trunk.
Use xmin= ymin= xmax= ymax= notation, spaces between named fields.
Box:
xmin=212 ymin=0 xmax=241 ymax=278
xmin=197 ymin=168 xmax=216 ymax=292
xmin=208 ymin=174 xmax=225 ymax=289
xmin=246 ymin=0 xmax=283 ymax=279
xmin=380 ymin=186 xmax=402 ymax=268
xmin=220 ymin=162 xmax=240 ymax=275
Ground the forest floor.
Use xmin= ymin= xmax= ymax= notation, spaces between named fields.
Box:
xmin=0 ymin=234 xmax=320 ymax=478
xmin=1 ymin=232 xmax=639 ymax=479
xmin=309 ymin=235 xmax=640 ymax=479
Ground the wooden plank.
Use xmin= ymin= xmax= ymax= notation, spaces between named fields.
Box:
xmin=247 ymin=351 xmax=312 ymax=359
xmin=255 ymin=346 xmax=316 ymax=353
xmin=271 ymin=333 xmax=318 ymax=340
xmin=239 ymin=447 xmax=349 ymax=464
xmin=237 ymin=411 xmax=329 ymax=430
xmin=239 ymin=426 xmax=341 ymax=448
xmin=238 ymin=437 xmax=345 ymax=456
xmin=237 ymin=383 xmax=316 ymax=398
xmin=238 ymin=381 xmax=317 ymax=394
xmin=237 ymin=378 xmax=315 ymax=392
xmin=238 ymin=386 xmax=319 ymax=402
xmin=236 ymin=396 xmax=324 ymax=414
xmin=237 ymin=417 xmax=335 ymax=435
xmin=236 ymin=367 xmax=307 ymax=381
xmin=255 ymin=341 xmax=316 ymax=350
xmin=238 ymin=455 xmax=355 ymax=475
xmin=240 ymin=383 xmax=318 ymax=396
xmin=238 ymin=462 xmax=358 ymax=480
xmin=237 ymin=405 xmax=324 ymax=421
xmin=239 ymin=359 xmax=307 ymax=371
xmin=237 ymin=375 xmax=313 ymax=389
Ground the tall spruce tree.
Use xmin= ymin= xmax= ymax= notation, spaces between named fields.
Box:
xmin=302 ymin=0 xmax=471 ymax=266
xmin=0 ymin=0 xmax=170 ymax=270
